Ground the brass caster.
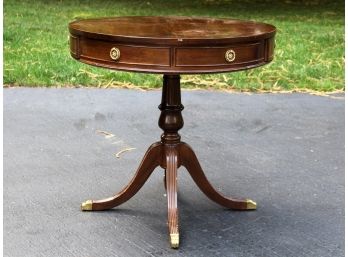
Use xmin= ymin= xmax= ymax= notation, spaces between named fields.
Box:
xmin=169 ymin=233 xmax=179 ymax=249
xmin=81 ymin=200 xmax=93 ymax=211
xmin=246 ymin=199 xmax=257 ymax=210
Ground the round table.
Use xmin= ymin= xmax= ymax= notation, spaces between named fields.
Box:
xmin=69 ymin=16 xmax=276 ymax=248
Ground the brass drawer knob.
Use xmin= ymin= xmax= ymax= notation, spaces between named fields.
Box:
xmin=225 ymin=49 xmax=236 ymax=62
xmin=110 ymin=47 xmax=121 ymax=61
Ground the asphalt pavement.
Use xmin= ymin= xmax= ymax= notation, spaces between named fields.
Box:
xmin=4 ymin=88 xmax=344 ymax=257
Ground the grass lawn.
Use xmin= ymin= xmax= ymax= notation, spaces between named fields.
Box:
xmin=4 ymin=0 xmax=344 ymax=92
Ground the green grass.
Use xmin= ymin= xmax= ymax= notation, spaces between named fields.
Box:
xmin=4 ymin=0 xmax=344 ymax=92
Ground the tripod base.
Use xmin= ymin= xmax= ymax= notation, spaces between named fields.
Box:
xmin=81 ymin=75 xmax=256 ymax=248
xmin=81 ymin=141 xmax=256 ymax=248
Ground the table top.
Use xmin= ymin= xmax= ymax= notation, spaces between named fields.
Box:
xmin=69 ymin=16 xmax=276 ymax=74
xmin=69 ymin=16 xmax=275 ymax=46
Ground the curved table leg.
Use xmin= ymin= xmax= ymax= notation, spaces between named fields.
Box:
xmin=179 ymin=142 xmax=257 ymax=210
xmin=165 ymin=147 xmax=180 ymax=248
xmin=81 ymin=142 xmax=163 ymax=211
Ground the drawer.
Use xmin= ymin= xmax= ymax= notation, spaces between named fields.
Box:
xmin=175 ymin=43 xmax=264 ymax=67
xmin=78 ymin=38 xmax=171 ymax=67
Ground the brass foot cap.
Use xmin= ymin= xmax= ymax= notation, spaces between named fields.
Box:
xmin=81 ymin=200 xmax=93 ymax=211
xmin=246 ymin=199 xmax=257 ymax=210
xmin=170 ymin=233 xmax=179 ymax=248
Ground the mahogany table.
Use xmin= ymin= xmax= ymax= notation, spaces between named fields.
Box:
xmin=69 ymin=16 xmax=276 ymax=248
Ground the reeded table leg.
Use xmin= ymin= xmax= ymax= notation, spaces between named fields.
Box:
xmin=165 ymin=147 xmax=180 ymax=248
xmin=179 ymin=142 xmax=256 ymax=210
xmin=81 ymin=142 xmax=162 ymax=211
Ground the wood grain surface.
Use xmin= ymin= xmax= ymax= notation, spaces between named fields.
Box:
xmin=69 ymin=16 xmax=276 ymax=74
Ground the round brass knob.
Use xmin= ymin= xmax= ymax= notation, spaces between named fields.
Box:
xmin=225 ymin=49 xmax=236 ymax=62
xmin=110 ymin=47 xmax=121 ymax=61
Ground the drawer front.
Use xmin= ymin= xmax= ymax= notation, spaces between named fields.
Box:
xmin=175 ymin=43 xmax=263 ymax=67
xmin=78 ymin=38 xmax=171 ymax=67
xmin=70 ymin=35 xmax=274 ymax=74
